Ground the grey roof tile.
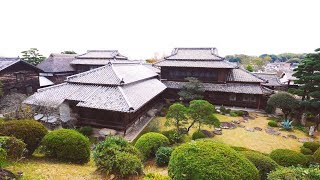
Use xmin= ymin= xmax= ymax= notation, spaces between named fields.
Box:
xmin=252 ymin=73 xmax=282 ymax=86
xmin=227 ymin=69 xmax=264 ymax=83
xmin=76 ymin=50 xmax=128 ymax=59
xmin=37 ymin=53 xmax=76 ymax=73
xmin=0 ymin=57 xmax=21 ymax=71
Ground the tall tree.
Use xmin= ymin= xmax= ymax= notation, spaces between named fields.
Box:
xmin=178 ymin=77 xmax=205 ymax=101
xmin=61 ymin=51 xmax=77 ymax=54
xmin=187 ymin=100 xmax=219 ymax=132
xmin=246 ymin=64 xmax=254 ymax=72
xmin=166 ymin=103 xmax=188 ymax=135
xmin=21 ymin=48 xmax=46 ymax=66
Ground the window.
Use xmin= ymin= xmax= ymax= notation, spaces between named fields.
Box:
xmin=26 ymin=86 xmax=33 ymax=94
xmin=16 ymin=73 xmax=25 ymax=82
xmin=229 ymin=94 xmax=236 ymax=101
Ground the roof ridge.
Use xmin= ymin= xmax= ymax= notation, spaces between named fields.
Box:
xmin=66 ymin=65 xmax=110 ymax=81
xmin=110 ymin=63 xmax=123 ymax=84
xmin=237 ymin=68 xmax=266 ymax=82
xmin=37 ymin=82 xmax=68 ymax=92
xmin=118 ymin=86 xmax=134 ymax=111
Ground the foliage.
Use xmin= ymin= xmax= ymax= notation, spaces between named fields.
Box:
xmin=268 ymin=166 xmax=320 ymax=180
xmin=145 ymin=119 xmax=161 ymax=132
xmin=312 ymin=147 xmax=320 ymax=163
xmin=303 ymin=142 xmax=320 ymax=153
xmin=219 ymin=105 xmax=226 ymax=114
xmin=191 ymin=131 xmax=206 ymax=140
xmin=134 ymin=132 xmax=169 ymax=160
xmin=230 ymin=111 xmax=238 ymax=117
xmin=0 ymin=136 xmax=26 ymax=160
xmin=168 ymin=140 xmax=259 ymax=180
xmin=0 ymin=120 xmax=48 ymax=155
xmin=265 ymin=104 xmax=276 ymax=114
xmin=77 ymin=126 xmax=93 ymax=137
xmin=161 ymin=130 xmax=181 ymax=144
xmin=267 ymin=92 xmax=299 ymax=118
xmin=188 ymin=100 xmax=219 ymax=131
xmin=93 ymin=136 xmax=142 ymax=176
xmin=269 ymin=149 xmax=308 ymax=167
xmin=61 ymin=51 xmax=76 ymax=54
xmin=246 ymin=64 xmax=254 ymax=72
xmin=41 ymin=129 xmax=90 ymax=164
xmin=268 ymin=121 xmax=278 ymax=127
xmin=280 ymin=119 xmax=293 ymax=130
xmin=241 ymin=151 xmax=278 ymax=180
xmin=178 ymin=77 xmax=205 ymax=101
xmin=21 ymin=48 xmax=46 ymax=66
xmin=0 ymin=148 xmax=6 ymax=167
xmin=166 ymin=103 xmax=188 ymax=134
xmin=300 ymin=147 xmax=313 ymax=155
xmin=231 ymin=146 xmax=252 ymax=152
xmin=143 ymin=173 xmax=170 ymax=180
xmin=155 ymin=147 xmax=173 ymax=167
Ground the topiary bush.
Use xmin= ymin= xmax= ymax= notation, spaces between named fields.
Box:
xmin=229 ymin=111 xmax=238 ymax=117
xmin=269 ymin=149 xmax=308 ymax=167
xmin=268 ymin=166 xmax=320 ymax=180
xmin=219 ymin=106 xmax=226 ymax=114
xmin=303 ymin=142 xmax=320 ymax=153
xmin=300 ymin=146 xmax=313 ymax=155
xmin=161 ymin=130 xmax=180 ymax=144
xmin=268 ymin=121 xmax=278 ymax=127
xmin=93 ymin=136 xmax=142 ymax=177
xmin=231 ymin=146 xmax=252 ymax=152
xmin=168 ymin=140 xmax=259 ymax=180
xmin=155 ymin=147 xmax=173 ymax=167
xmin=0 ymin=148 xmax=6 ymax=167
xmin=143 ymin=173 xmax=170 ymax=180
xmin=41 ymin=129 xmax=90 ymax=164
xmin=0 ymin=136 xmax=26 ymax=160
xmin=312 ymin=148 xmax=320 ymax=163
xmin=241 ymin=151 xmax=278 ymax=180
xmin=0 ymin=120 xmax=48 ymax=155
xmin=135 ymin=132 xmax=169 ymax=160
xmin=191 ymin=131 xmax=206 ymax=140
xmin=77 ymin=126 xmax=93 ymax=137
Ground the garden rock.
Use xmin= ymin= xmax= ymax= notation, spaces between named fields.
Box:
xmin=265 ymin=127 xmax=281 ymax=135
xmin=232 ymin=120 xmax=240 ymax=124
xmin=220 ymin=122 xmax=236 ymax=129
xmin=147 ymin=109 xmax=157 ymax=117
xmin=213 ymin=130 xmax=222 ymax=135
xmin=214 ymin=128 xmax=222 ymax=131
xmin=298 ymin=138 xmax=314 ymax=143
xmin=200 ymin=130 xmax=214 ymax=137
xmin=245 ymin=127 xmax=255 ymax=132
xmin=282 ymin=135 xmax=287 ymax=138
xmin=287 ymin=134 xmax=297 ymax=139
xmin=253 ymin=127 xmax=262 ymax=131
xmin=238 ymin=124 xmax=245 ymax=128
xmin=99 ymin=128 xmax=117 ymax=136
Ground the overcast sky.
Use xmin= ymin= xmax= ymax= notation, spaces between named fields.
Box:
xmin=0 ymin=0 xmax=319 ymax=59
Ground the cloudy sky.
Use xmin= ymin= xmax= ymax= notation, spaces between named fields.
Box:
xmin=0 ymin=0 xmax=319 ymax=59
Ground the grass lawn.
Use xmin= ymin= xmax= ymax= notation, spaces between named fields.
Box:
xmin=154 ymin=113 xmax=316 ymax=154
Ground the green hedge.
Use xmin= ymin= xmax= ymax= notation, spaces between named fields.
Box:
xmin=269 ymin=149 xmax=308 ymax=167
xmin=135 ymin=132 xmax=169 ymax=160
xmin=300 ymin=146 xmax=313 ymax=155
xmin=303 ymin=142 xmax=320 ymax=153
xmin=77 ymin=126 xmax=93 ymax=137
xmin=0 ymin=148 xmax=6 ymax=167
xmin=168 ymin=140 xmax=259 ymax=180
xmin=241 ymin=151 xmax=278 ymax=180
xmin=0 ymin=136 xmax=26 ymax=160
xmin=155 ymin=147 xmax=173 ymax=167
xmin=313 ymin=148 xmax=320 ymax=163
xmin=41 ymin=129 xmax=90 ymax=164
xmin=191 ymin=131 xmax=206 ymax=140
xmin=268 ymin=166 xmax=320 ymax=180
xmin=268 ymin=121 xmax=278 ymax=127
xmin=93 ymin=136 xmax=142 ymax=177
xmin=0 ymin=120 xmax=48 ymax=155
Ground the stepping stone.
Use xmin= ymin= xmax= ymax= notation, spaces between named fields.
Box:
xmin=213 ymin=130 xmax=222 ymax=135
xmin=265 ymin=127 xmax=281 ymax=135
xmin=282 ymin=135 xmax=288 ymax=138
xmin=254 ymin=127 xmax=262 ymax=131
xmin=220 ymin=122 xmax=236 ymax=129
xmin=232 ymin=120 xmax=240 ymax=124
xmin=238 ymin=124 xmax=246 ymax=128
xmin=245 ymin=127 xmax=255 ymax=132
xmin=287 ymin=134 xmax=297 ymax=139
xmin=215 ymin=128 xmax=222 ymax=131
xmin=298 ymin=138 xmax=315 ymax=143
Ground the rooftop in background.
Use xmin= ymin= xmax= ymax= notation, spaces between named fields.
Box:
xmin=154 ymin=47 xmax=236 ymax=68
xmin=37 ymin=53 xmax=76 ymax=73
xmin=253 ymin=72 xmax=282 ymax=87
xmin=0 ymin=57 xmax=21 ymax=71
xmin=76 ymin=50 xmax=128 ymax=59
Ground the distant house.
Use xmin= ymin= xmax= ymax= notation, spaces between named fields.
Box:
xmin=37 ymin=53 xmax=77 ymax=84
xmin=24 ymin=63 xmax=166 ymax=134
xmin=252 ymin=72 xmax=283 ymax=90
xmin=0 ymin=57 xmax=42 ymax=95
xmin=155 ymin=48 xmax=273 ymax=109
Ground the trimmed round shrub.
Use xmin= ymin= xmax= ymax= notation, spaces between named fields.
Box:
xmin=155 ymin=147 xmax=173 ymax=167
xmin=303 ymin=142 xmax=320 ymax=153
xmin=168 ymin=141 xmax=259 ymax=180
xmin=93 ymin=136 xmax=142 ymax=177
xmin=241 ymin=151 xmax=278 ymax=180
xmin=191 ymin=131 xmax=206 ymax=140
xmin=77 ymin=126 xmax=93 ymax=136
xmin=265 ymin=104 xmax=276 ymax=114
xmin=0 ymin=148 xmax=6 ymax=167
xmin=300 ymin=146 xmax=313 ymax=155
xmin=269 ymin=149 xmax=308 ymax=167
xmin=229 ymin=111 xmax=238 ymax=117
xmin=143 ymin=173 xmax=170 ymax=180
xmin=312 ymin=148 xmax=320 ymax=163
xmin=135 ymin=132 xmax=169 ymax=160
xmin=268 ymin=166 xmax=320 ymax=180
xmin=0 ymin=120 xmax=48 ymax=155
xmin=268 ymin=121 xmax=278 ymax=127
xmin=161 ymin=130 xmax=183 ymax=144
xmin=41 ymin=129 xmax=90 ymax=164
xmin=0 ymin=136 xmax=26 ymax=160
xmin=231 ymin=146 xmax=252 ymax=152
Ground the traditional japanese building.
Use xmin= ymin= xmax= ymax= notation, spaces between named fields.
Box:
xmin=24 ymin=63 xmax=166 ymax=133
xmin=252 ymin=72 xmax=283 ymax=90
xmin=0 ymin=57 xmax=42 ymax=95
xmin=155 ymin=48 xmax=272 ymax=109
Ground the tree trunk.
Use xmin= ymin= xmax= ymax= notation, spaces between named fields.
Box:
xmin=187 ymin=120 xmax=196 ymax=133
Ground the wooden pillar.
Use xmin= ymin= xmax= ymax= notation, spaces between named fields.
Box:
xmin=257 ymin=95 xmax=261 ymax=110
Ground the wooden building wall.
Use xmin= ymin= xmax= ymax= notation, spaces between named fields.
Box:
xmin=0 ymin=62 xmax=41 ymax=95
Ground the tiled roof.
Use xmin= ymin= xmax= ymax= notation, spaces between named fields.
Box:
xmin=154 ymin=47 xmax=236 ymax=68
xmin=37 ymin=53 xmax=76 ymax=73
xmin=252 ymin=73 xmax=282 ymax=86
xmin=70 ymin=59 xmax=140 ymax=65
xmin=165 ymin=48 xmax=223 ymax=60
xmin=66 ymin=63 xmax=158 ymax=85
xmin=0 ymin=57 xmax=21 ymax=71
xmin=227 ymin=69 xmax=264 ymax=83
xmin=76 ymin=50 xmax=128 ymax=59
xmin=163 ymin=81 xmax=265 ymax=95
xmin=24 ymin=63 xmax=166 ymax=112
